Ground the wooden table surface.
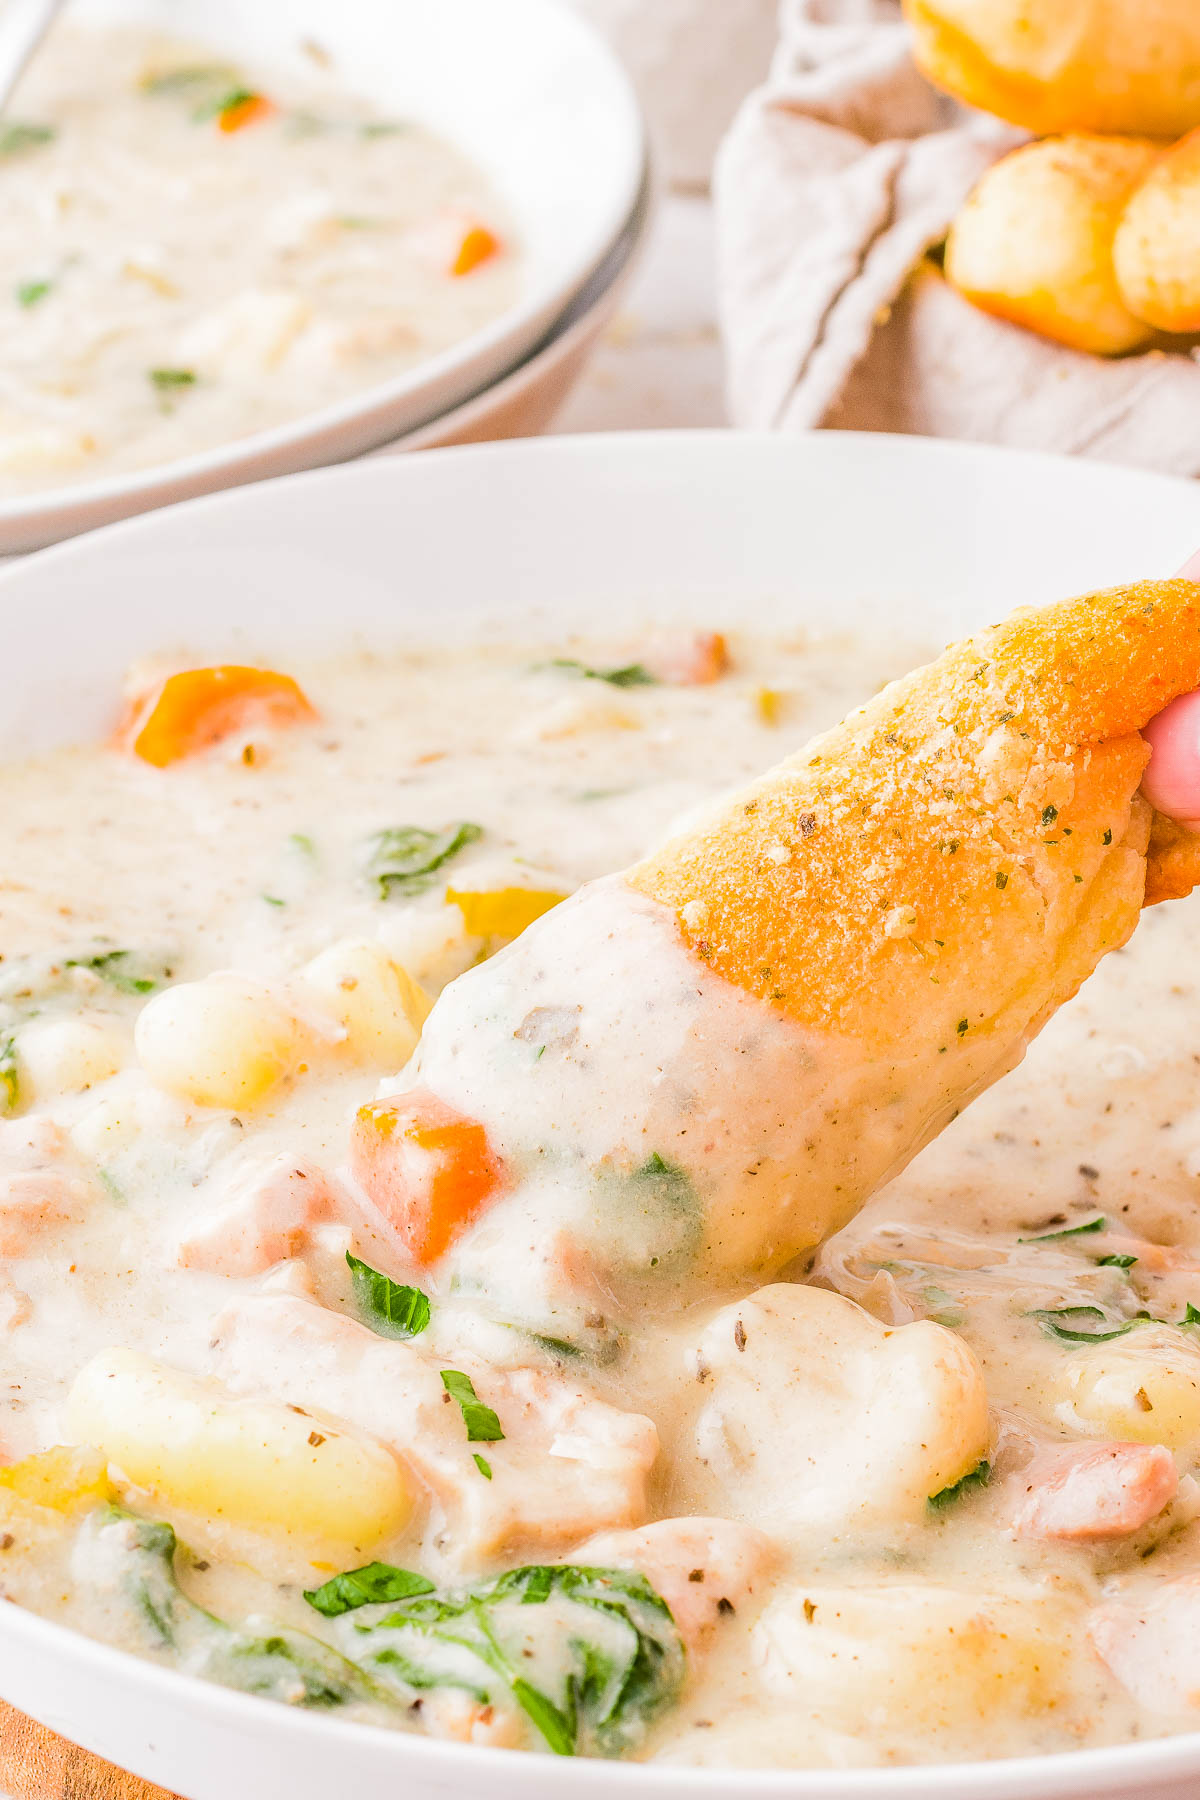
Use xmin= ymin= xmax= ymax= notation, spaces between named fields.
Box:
xmin=0 ymin=1705 xmax=178 ymax=1800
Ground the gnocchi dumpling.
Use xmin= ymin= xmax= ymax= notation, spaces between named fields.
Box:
xmin=0 ymin=1447 xmax=115 ymax=1569
xmin=1055 ymin=1323 xmax=1200 ymax=1450
xmin=15 ymin=1015 xmax=127 ymax=1102
xmin=299 ymin=937 xmax=429 ymax=1066
xmin=66 ymin=1347 xmax=411 ymax=1558
xmin=756 ymin=1583 xmax=1077 ymax=1743
xmin=0 ymin=1445 xmax=113 ymax=1514
xmin=134 ymin=974 xmax=303 ymax=1110
xmin=686 ymin=1285 xmax=989 ymax=1532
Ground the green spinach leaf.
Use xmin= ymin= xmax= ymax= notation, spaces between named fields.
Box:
xmin=323 ymin=1559 xmax=685 ymax=1756
xmin=366 ymin=821 xmax=482 ymax=899
xmin=0 ymin=123 xmax=54 ymax=157
xmin=1030 ymin=1306 xmax=1138 ymax=1344
xmin=304 ymin=1562 xmax=434 ymax=1617
xmin=79 ymin=1508 xmax=367 ymax=1708
xmin=928 ymin=1459 xmax=991 ymax=1511
xmin=1018 ymin=1216 xmax=1105 ymax=1243
xmin=1031 ymin=1304 xmax=1200 ymax=1344
xmin=545 ymin=658 xmax=656 ymax=688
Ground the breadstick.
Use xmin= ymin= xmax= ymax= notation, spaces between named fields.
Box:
xmin=945 ymin=136 xmax=1160 ymax=355
xmin=366 ymin=580 xmax=1200 ymax=1338
xmin=1114 ymin=128 xmax=1200 ymax=335
xmin=632 ymin=578 xmax=1200 ymax=1041
xmin=904 ymin=0 xmax=1200 ymax=140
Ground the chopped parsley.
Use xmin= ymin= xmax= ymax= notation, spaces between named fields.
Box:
xmin=928 ymin=1459 xmax=991 ymax=1510
xmin=303 ymin=1562 xmax=434 ymax=1617
xmin=0 ymin=1035 xmax=17 ymax=1115
xmin=365 ymin=821 xmax=481 ymax=899
xmin=15 ymin=279 xmax=51 ymax=308
xmin=638 ymin=1150 xmax=687 ymax=1189
xmin=1097 ymin=1253 xmax=1138 ymax=1269
xmin=440 ymin=1369 xmax=504 ymax=1443
xmin=473 ymin=1453 xmax=493 ymax=1480
xmin=1042 ymin=805 xmax=1059 ymax=826
xmin=345 ymin=1252 xmax=430 ymax=1340
xmin=0 ymin=123 xmax=54 ymax=158
xmin=624 ymin=1152 xmax=702 ymax=1272
xmin=65 ymin=949 xmax=170 ymax=996
xmin=96 ymin=1168 xmax=125 ymax=1206
xmin=148 ymin=367 xmax=197 ymax=392
xmin=544 ymin=658 xmax=656 ymax=688
xmin=1018 ymin=1215 xmax=1105 ymax=1243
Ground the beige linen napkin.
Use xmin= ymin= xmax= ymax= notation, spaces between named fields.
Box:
xmin=714 ymin=0 xmax=1200 ymax=474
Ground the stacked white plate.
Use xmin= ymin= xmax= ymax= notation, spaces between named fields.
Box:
xmin=0 ymin=0 xmax=649 ymax=553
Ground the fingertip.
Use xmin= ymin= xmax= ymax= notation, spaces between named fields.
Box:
xmin=1142 ymin=689 xmax=1200 ymax=820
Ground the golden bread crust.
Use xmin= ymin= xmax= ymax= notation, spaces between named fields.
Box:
xmin=904 ymin=0 xmax=1200 ymax=139
xmin=1114 ymin=128 xmax=1200 ymax=334
xmin=945 ymin=136 xmax=1161 ymax=355
xmin=630 ymin=580 xmax=1200 ymax=1055
xmin=1146 ymin=812 xmax=1200 ymax=907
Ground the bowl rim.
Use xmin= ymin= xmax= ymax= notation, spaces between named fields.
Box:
xmin=6 ymin=422 xmax=1198 ymax=581
xmin=0 ymin=0 xmax=646 ymax=532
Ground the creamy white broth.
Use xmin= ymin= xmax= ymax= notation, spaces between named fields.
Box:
xmin=1 ymin=630 xmax=1199 ymax=1766
xmin=0 ymin=27 xmax=518 ymax=493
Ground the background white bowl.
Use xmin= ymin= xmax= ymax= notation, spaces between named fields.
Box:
xmin=373 ymin=166 xmax=653 ymax=455
xmin=2 ymin=433 xmax=1200 ymax=1800
xmin=0 ymin=0 xmax=645 ymax=553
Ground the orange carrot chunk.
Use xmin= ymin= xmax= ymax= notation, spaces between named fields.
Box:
xmin=115 ymin=666 xmax=318 ymax=767
xmin=450 ymin=224 xmax=501 ymax=278
xmin=642 ymin=629 xmax=729 ymax=687
xmin=218 ymin=92 xmax=275 ymax=133
xmin=351 ymin=1089 xmax=504 ymax=1266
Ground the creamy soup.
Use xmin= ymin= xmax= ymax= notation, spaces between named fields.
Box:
xmin=0 ymin=27 xmax=518 ymax=493
xmin=2 ymin=629 xmax=1200 ymax=1769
